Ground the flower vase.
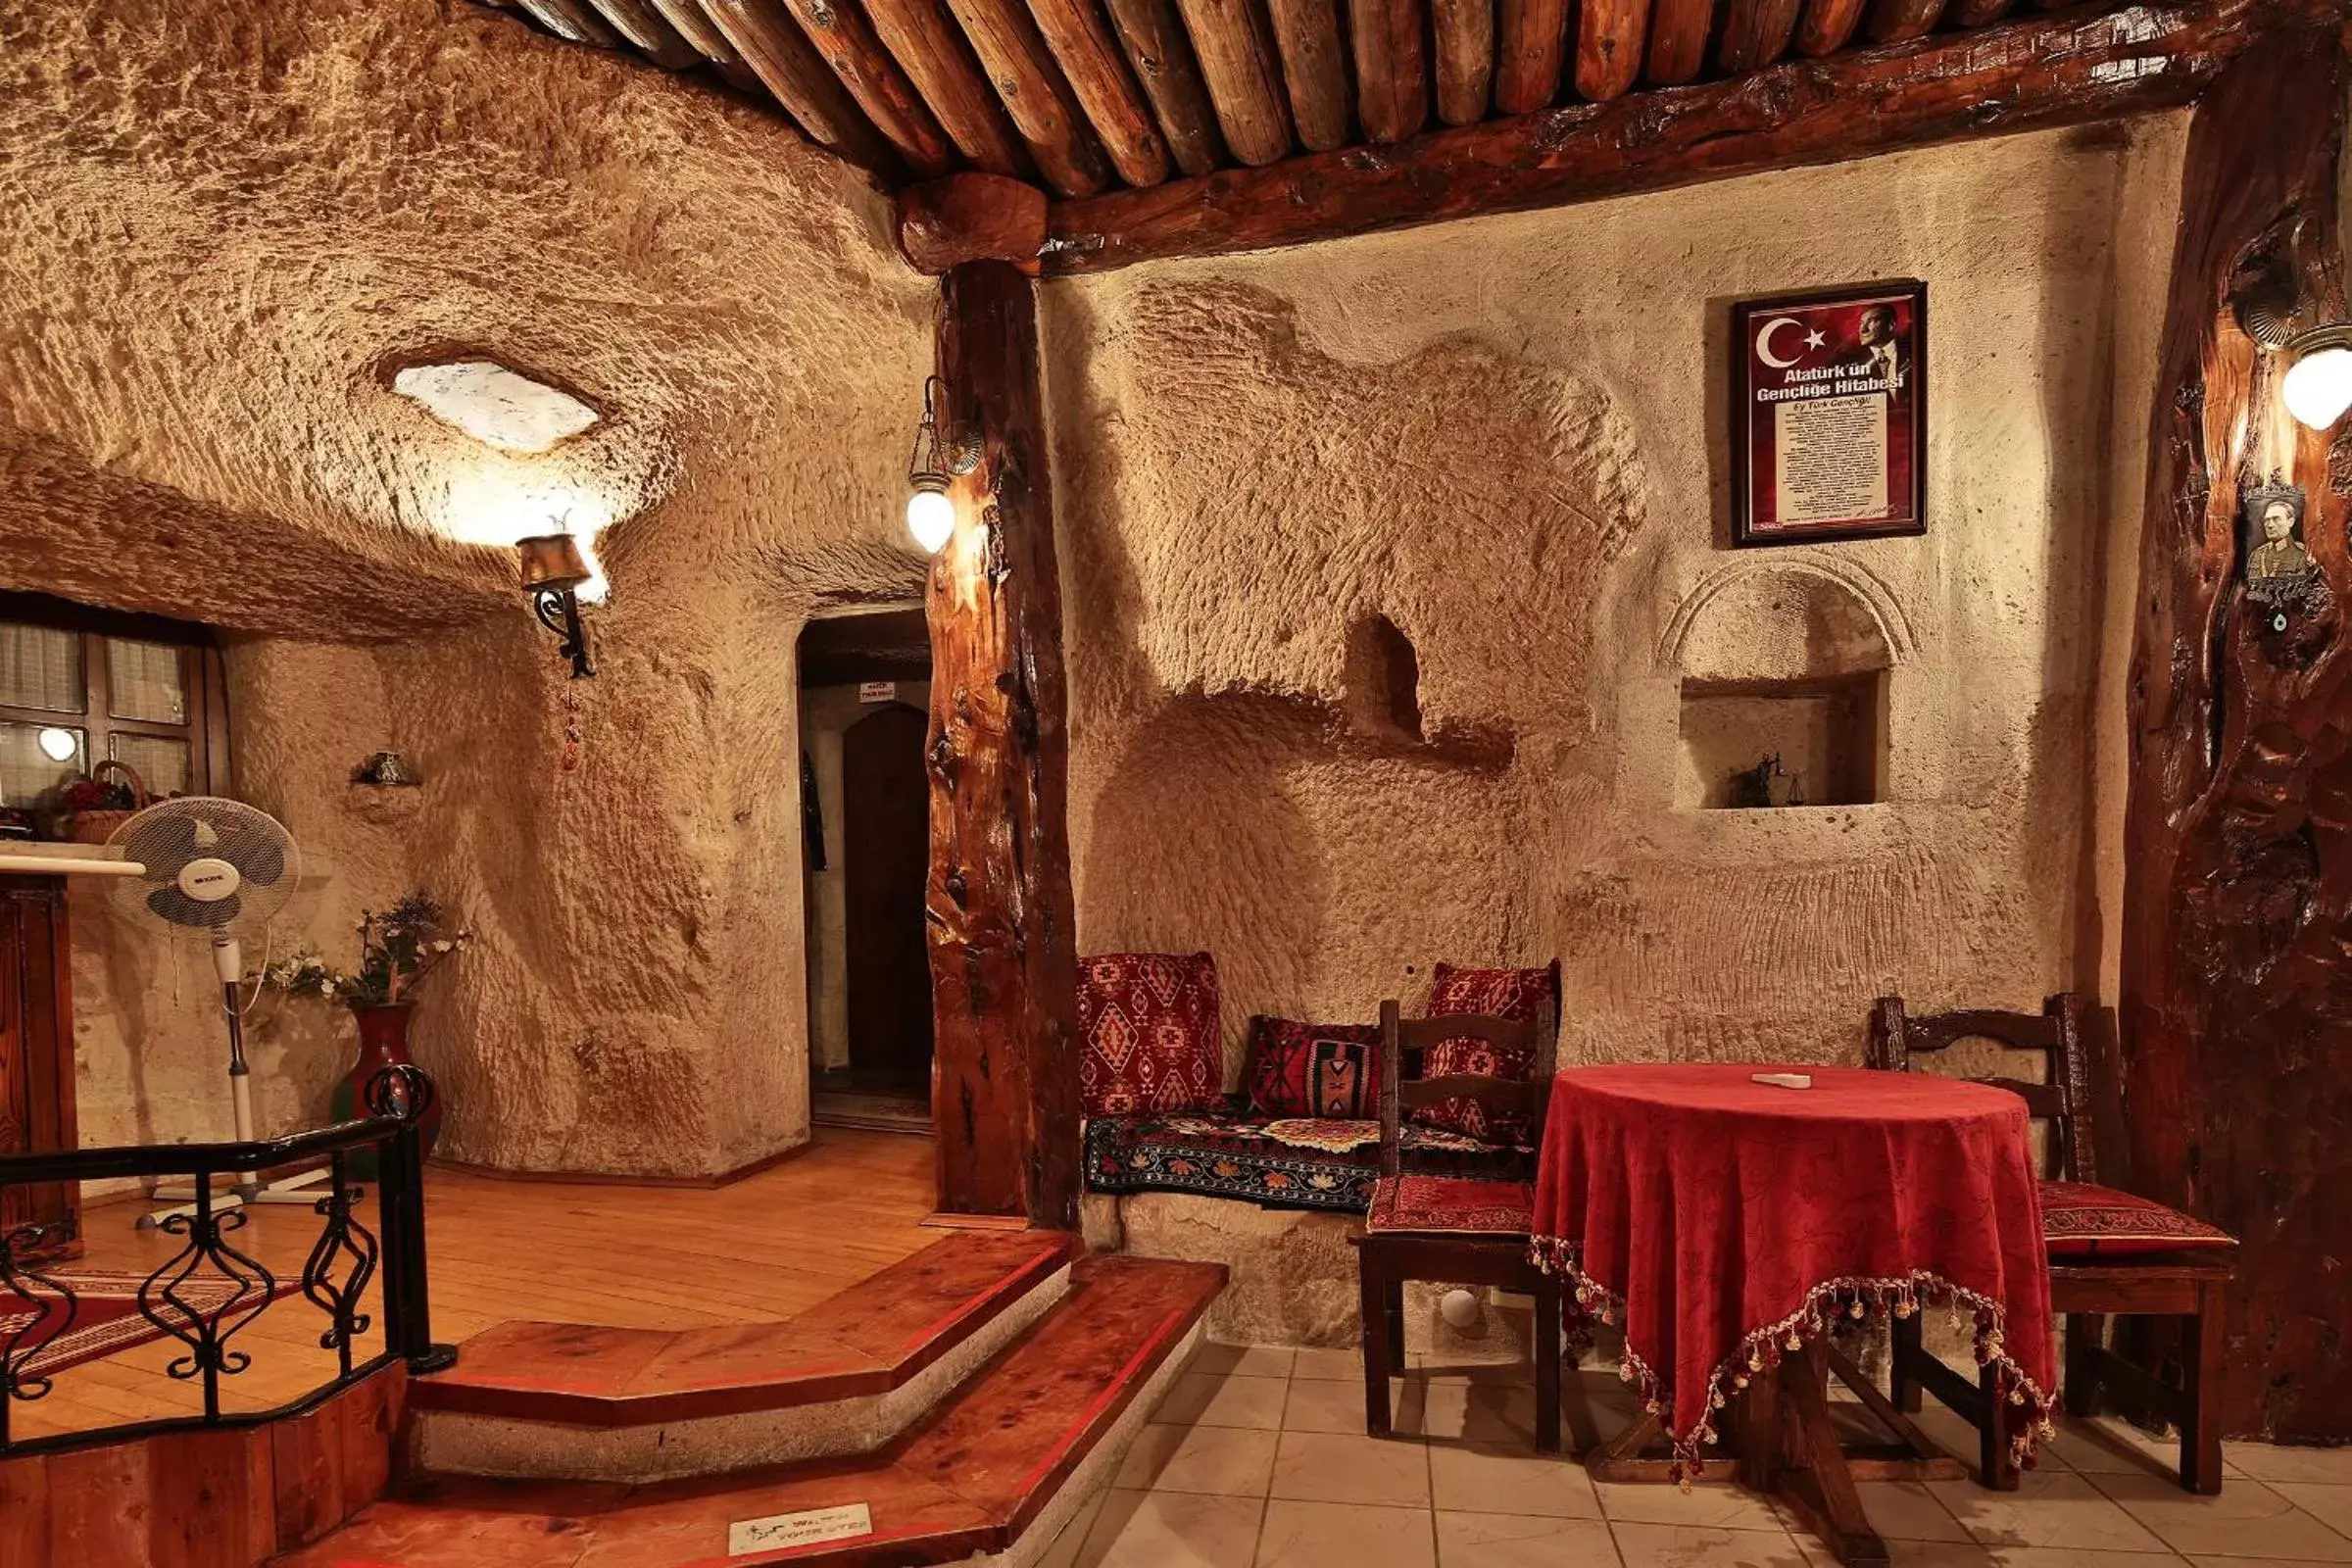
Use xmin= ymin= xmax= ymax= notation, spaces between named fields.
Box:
xmin=330 ymin=1002 xmax=442 ymax=1178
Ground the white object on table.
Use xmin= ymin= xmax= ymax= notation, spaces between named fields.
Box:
xmin=1751 ymin=1072 xmax=1814 ymax=1090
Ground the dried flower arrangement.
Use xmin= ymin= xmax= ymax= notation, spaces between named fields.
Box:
xmin=258 ymin=892 xmax=471 ymax=1009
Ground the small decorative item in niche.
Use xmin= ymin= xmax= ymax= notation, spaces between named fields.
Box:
xmin=2239 ymin=469 xmax=2332 ymax=634
xmin=353 ymin=750 xmax=419 ymax=786
xmin=1732 ymin=280 xmax=1927 ymax=546
xmin=1729 ymin=753 xmax=1806 ymax=808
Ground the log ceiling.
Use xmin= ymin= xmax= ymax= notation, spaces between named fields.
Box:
xmin=468 ymin=0 xmax=2334 ymax=270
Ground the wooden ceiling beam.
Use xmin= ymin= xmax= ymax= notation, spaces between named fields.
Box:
xmin=1351 ymin=0 xmax=1432 ymax=141
xmin=1644 ymin=0 xmax=1714 ymax=80
xmin=1043 ymin=0 xmax=2313 ymax=275
xmin=1027 ymin=0 xmax=1175 ymax=185
xmin=1716 ymin=0 xmax=1801 ymax=70
xmin=862 ymin=0 xmax=1038 ymax=175
xmin=1793 ymin=0 xmax=1868 ymax=53
xmin=1103 ymin=0 xmax=1231 ymax=172
xmin=1576 ymin=0 xmax=1649 ymax=98
xmin=648 ymin=0 xmax=772 ymax=88
xmin=699 ymin=0 xmax=906 ymax=168
xmin=583 ymin=0 xmax=709 ymax=65
xmin=897 ymin=172 xmax=1052 ymax=270
xmin=1494 ymin=0 xmax=1571 ymax=112
xmin=1431 ymin=0 xmax=1495 ymax=124
xmin=1866 ymin=0 xmax=1949 ymax=41
xmin=775 ymin=0 xmax=961 ymax=174
xmin=1172 ymin=0 xmax=1298 ymax=165
xmin=516 ymin=0 xmax=629 ymax=49
xmin=942 ymin=0 xmax=1114 ymax=194
xmin=1954 ymin=0 xmax=2014 ymax=23
xmin=1266 ymin=0 xmax=1354 ymax=149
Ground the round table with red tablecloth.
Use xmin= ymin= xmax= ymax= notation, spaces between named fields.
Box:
xmin=1529 ymin=1064 xmax=2056 ymax=1561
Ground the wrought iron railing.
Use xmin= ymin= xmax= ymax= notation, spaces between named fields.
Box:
xmin=0 ymin=1065 xmax=456 ymax=1456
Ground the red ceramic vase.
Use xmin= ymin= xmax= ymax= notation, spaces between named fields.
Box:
xmin=332 ymin=1002 xmax=444 ymax=1162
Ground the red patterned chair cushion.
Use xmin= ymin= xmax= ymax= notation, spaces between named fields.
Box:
xmin=1244 ymin=1016 xmax=1382 ymax=1119
xmin=1366 ymin=1174 xmax=1535 ymax=1236
xmin=1078 ymin=952 xmax=1222 ymax=1116
xmin=1410 ymin=961 xmax=1555 ymax=1142
xmin=2038 ymin=1180 xmax=2235 ymax=1257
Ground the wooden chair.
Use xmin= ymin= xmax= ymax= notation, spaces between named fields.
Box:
xmin=1869 ymin=994 xmax=2236 ymax=1494
xmin=1349 ymin=997 xmax=1563 ymax=1452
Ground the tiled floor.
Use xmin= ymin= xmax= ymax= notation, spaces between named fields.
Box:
xmin=1038 ymin=1342 xmax=2352 ymax=1568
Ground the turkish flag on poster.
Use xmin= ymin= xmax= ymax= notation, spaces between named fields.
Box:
xmin=1734 ymin=283 xmax=1926 ymax=545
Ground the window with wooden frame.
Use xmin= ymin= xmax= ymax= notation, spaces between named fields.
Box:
xmin=0 ymin=591 xmax=231 ymax=833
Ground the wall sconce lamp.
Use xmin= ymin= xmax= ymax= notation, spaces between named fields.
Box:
xmin=906 ymin=375 xmax=981 ymax=554
xmin=2238 ymin=278 xmax=2352 ymax=430
xmin=517 ymin=533 xmax=597 ymax=678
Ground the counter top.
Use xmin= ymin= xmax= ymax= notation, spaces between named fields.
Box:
xmin=0 ymin=843 xmax=148 ymax=877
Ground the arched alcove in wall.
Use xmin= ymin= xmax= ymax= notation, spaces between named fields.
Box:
xmin=1661 ymin=560 xmax=1902 ymax=809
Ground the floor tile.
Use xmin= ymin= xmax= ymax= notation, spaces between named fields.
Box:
xmin=1195 ymin=1344 xmax=1298 ymax=1378
xmin=2044 ymin=1416 xmax=2189 ymax=1480
xmin=1294 ymin=1348 xmax=1366 ymax=1382
xmin=1271 ymin=1431 xmax=1434 ymax=1507
xmin=1789 ymin=1542 xmax=1998 ymax=1566
xmin=1610 ymin=1522 xmax=1812 ymax=1567
xmin=1037 ymin=1491 xmax=1107 ymax=1568
xmin=2089 ymin=1470 xmax=2352 ymax=1560
xmin=1596 ymin=1480 xmax=1788 ymax=1532
xmin=1928 ymin=1470 xmax=2170 ymax=1553
xmin=1115 ymin=1424 xmax=1281 ymax=1496
xmin=1255 ymin=1499 xmax=1436 ymax=1568
xmin=1416 ymin=1377 xmax=1542 ymax=1446
xmin=1428 ymin=1443 xmax=1602 ymax=1519
xmin=1285 ymin=1376 xmax=1378 ymax=1436
xmin=2229 ymin=1448 xmax=2352 ymax=1488
xmin=2271 ymin=1485 xmax=2352 ymax=1539
xmin=1159 ymin=1372 xmax=1293 ymax=1430
xmin=1434 ymin=1510 xmax=1620 ymax=1566
xmin=1984 ymin=1551 xmax=2177 ymax=1568
xmin=1076 ymin=1489 xmax=1265 ymax=1568
xmin=1852 ymin=1481 xmax=1972 ymax=1543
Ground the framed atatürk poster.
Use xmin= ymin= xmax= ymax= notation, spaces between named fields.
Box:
xmin=1732 ymin=280 xmax=1927 ymax=546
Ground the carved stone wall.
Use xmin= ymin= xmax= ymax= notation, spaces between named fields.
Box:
xmin=1048 ymin=121 xmax=2190 ymax=1081
xmin=1 ymin=0 xmax=934 ymax=1172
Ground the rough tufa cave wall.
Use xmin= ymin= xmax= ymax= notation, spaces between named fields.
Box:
xmin=1046 ymin=118 xmax=2189 ymax=1095
xmin=1 ymin=0 xmax=934 ymax=1171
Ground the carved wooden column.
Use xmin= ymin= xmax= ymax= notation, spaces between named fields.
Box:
xmin=2119 ymin=24 xmax=2351 ymax=1438
xmin=924 ymin=261 xmax=1083 ymax=1229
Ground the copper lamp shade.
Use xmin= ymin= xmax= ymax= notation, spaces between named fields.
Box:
xmin=516 ymin=533 xmax=593 ymax=592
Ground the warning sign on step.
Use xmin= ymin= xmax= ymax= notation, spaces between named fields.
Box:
xmin=729 ymin=1503 xmax=873 ymax=1555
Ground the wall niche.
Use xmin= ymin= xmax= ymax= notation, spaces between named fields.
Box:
xmin=1665 ymin=563 xmax=1899 ymax=810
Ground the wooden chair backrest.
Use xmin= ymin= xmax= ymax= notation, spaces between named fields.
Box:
xmin=1376 ymin=995 xmax=1557 ymax=1178
xmin=1866 ymin=993 xmax=2092 ymax=1183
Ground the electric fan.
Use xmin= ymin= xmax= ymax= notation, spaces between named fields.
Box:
xmin=101 ymin=798 xmax=323 ymax=1223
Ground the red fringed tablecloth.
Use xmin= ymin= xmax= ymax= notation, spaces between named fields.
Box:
xmin=1529 ymin=1064 xmax=2055 ymax=1473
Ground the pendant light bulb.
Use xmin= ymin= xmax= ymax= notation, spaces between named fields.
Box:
xmin=907 ymin=484 xmax=956 ymax=554
xmin=2283 ymin=342 xmax=2352 ymax=430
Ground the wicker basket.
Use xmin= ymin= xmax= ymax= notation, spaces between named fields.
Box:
xmin=68 ymin=760 xmax=150 ymax=845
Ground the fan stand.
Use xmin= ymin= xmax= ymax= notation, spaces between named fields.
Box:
xmin=138 ymin=942 xmax=335 ymax=1229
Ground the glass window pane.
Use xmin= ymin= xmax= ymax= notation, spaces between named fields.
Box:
xmin=110 ymin=733 xmax=192 ymax=799
xmin=0 ymin=625 xmax=85 ymax=714
xmin=0 ymin=723 xmax=85 ymax=808
xmin=107 ymin=638 xmax=187 ymax=724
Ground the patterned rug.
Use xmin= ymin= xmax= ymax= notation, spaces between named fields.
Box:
xmin=1 ymin=1269 xmax=303 ymax=1377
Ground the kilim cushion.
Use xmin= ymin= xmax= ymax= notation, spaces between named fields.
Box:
xmin=2038 ymin=1180 xmax=2235 ymax=1257
xmin=1410 ymin=961 xmax=1555 ymax=1142
xmin=1078 ymin=952 xmax=1222 ymax=1116
xmin=1244 ymin=1016 xmax=1381 ymax=1119
xmin=1366 ymin=1174 xmax=1535 ymax=1236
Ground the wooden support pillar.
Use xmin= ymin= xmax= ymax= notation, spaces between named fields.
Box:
xmin=2119 ymin=23 xmax=2352 ymax=1439
xmin=924 ymin=263 xmax=1083 ymax=1230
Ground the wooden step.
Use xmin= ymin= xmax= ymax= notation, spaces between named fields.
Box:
xmin=277 ymin=1254 xmax=1227 ymax=1566
xmin=409 ymin=1230 xmax=1081 ymax=1482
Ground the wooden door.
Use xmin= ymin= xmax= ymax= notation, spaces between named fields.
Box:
xmin=843 ymin=705 xmax=934 ymax=1092
xmin=0 ymin=875 xmax=79 ymax=1257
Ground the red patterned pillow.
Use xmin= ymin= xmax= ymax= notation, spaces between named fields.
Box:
xmin=1410 ymin=961 xmax=1555 ymax=1142
xmin=2038 ymin=1181 xmax=2235 ymax=1257
xmin=1244 ymin=1016 xmax=1381 ymax=1119
xmin=1078 ymin=953 xmax=1222 ymax=1116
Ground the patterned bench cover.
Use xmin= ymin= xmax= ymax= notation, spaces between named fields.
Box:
xmin=1084 ymin=1107 xmax=1536 ymax=1214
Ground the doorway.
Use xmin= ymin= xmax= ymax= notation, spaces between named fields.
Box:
xmin=797 ymin=608 xmax=934 ymax=1136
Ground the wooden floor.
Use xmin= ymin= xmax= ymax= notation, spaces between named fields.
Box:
xmin=11 ymin=1128 xmax=936 ymax=1446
